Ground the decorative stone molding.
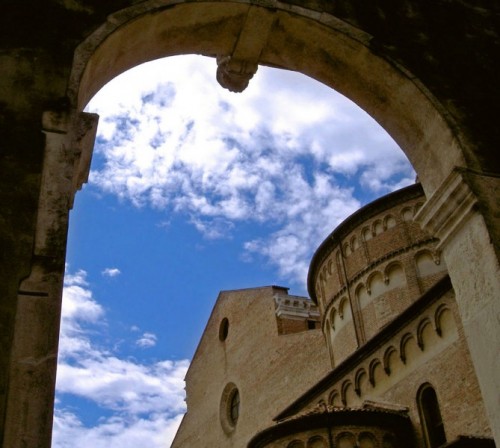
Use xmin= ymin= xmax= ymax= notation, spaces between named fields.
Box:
xmin=414 ymin=169 xmax=478 ymax=251
xmin=216 ymin=56 xmax=258 ymax=93
xmin=220 ymin=382 xmax=240 ymax=434
xmin=70 ymin=112 xmax=99 ymax=208
xmin=216 ymin=6 xmax=275 ymax=92
xmin=19 ymin=110 xmax=97 ymax=294
xmin=274 ymin=295 xmax=320 ymax=320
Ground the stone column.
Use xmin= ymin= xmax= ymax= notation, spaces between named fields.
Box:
xmin=415 ymin=168 xmax=500 ymax=444
xmin=2 ymin=110 xmax=98 ymax=448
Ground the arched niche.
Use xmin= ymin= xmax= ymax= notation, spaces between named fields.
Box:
xmin=373 ymin=220 xmax=383 ymax=236
xmin=369 ymin=358 xmax=384 ymax=388
xmin=384 ymin=214 xmax=397 ymax=229
xmin=341 ymin=380 xmax=355 ymax=406
xmin=337 ymin=432 xmax=356 ymax=448
xmin=384 ymin=262 xmax=405 ymax=290
xmin=356 ymin=284 xmax=370 ymax=308
xmin=363 ymin=227 xmax=373 ymax=242
xmin=288 ymin=440 xmax=305 ymax=448
xmin=344 ymin=242 xmax=352 ymax=256
xmin=416 ymin=250 xmax=444 ymax=278
xmin=367 ymin=272 xmax=385 ymax=298
xmin=401 ymin=206 xmax=413 ymax=221
xmin=307 ymin=435 xmax=327 ymax=448
xmin=70 ymin=1 xmax=467 ymax=196
xmin=354 ymin=368 xmax=368 ymax=396
xmin=417 ymin=317 xmax=434 ymax=350
xmin=434 ymin=305 xmax=457 ymax=339
xmin=351 ymin=235 xmax=360 ymax=251
xmin=400 ymin=332 xmax=420 ymax=365
xmin=383 ymin=346 xmax=398 ymax=376
xmin=329 ymin=390 xmax=341 ymax=406
xmin=358 ymin=432 xmax=377 ymax=448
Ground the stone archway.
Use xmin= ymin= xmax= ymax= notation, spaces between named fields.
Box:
xmin=71 ymin=9 xmax=499 ymax=444
xmin=0 ymin=2 xmax=498 ymax=447
xmin=71 ymin=1 xmax=465 ymax=195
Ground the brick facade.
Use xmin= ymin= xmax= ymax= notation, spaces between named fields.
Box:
xmin=173 ymin=184 xmax=495 ymax=448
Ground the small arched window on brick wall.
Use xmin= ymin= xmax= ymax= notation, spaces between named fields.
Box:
xmin=417 ymin=383 xmax=446 ymax=448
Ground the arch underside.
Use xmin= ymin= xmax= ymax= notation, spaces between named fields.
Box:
xmin=73 ymin=1 xmax=467 ymax=196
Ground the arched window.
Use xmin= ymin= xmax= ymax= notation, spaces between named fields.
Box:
xmin=418 ymin=384 xmax=446 ymax=447
xmin=220 ymin=383 xmax=240 ymax=433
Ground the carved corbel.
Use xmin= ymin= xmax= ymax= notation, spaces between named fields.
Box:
xmin=432 ymin=250 xmax=441 ymax=265
xmin=69 ymin=112 xmax=98 ymax=208
xmin=216 ymin=6 xmax=276 ymax=92
xmin=216 ymin=56 xmax=258 ymax=93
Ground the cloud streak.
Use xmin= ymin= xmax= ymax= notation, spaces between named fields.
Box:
xmin=102 ymin=267 xmax=121 ymax=278
xmin=136 ymin=332 xmax=158 ymax=349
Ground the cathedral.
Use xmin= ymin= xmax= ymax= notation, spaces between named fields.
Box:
xmin=172 ymin=183 xmax=495 ymax=448
xmin=0 ymin=2 xmax=498 ymax=447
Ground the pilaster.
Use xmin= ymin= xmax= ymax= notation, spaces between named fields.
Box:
xmin=2 ymin=110 xmax=98 ymax=448
xmin=415 ymin=168 xmax=500 ymax=444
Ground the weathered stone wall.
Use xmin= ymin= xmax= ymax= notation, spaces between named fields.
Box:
xmin=277 ymin=317 xmax=320 ymax=335
xmin=313 ymin=185 xmax=448 ymax=366
xmin=295 ymin=290 xmax=492 ymax=447
xmin=251 ymin=424 xmax=404 ymax=448
xmin=172 ymin=287 xmax=331 ymax=448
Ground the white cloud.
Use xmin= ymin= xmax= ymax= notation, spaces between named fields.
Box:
xmin=189 ymin=216 xmax=235 ymax=240
xmin=56 ymin=357 xmax=186 ymax=415
xmin=54 ymin=270 xmax=189 ymax=448
xmin=244 ymin=173 xmax=361 ymax=284
xmin=136 ymin=332 xmax=158 ymax=348
xmin=102 ymin=267 xmax=121 ymax=277
xmin=86 ymin=55 xmax=414 ymax=288
xmin=53 ymin=410 xmax=184 ymax=448
xmin=59 ymin=270 xmax=105 ymax=358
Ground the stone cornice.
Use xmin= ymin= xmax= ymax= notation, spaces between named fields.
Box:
xmin=249 ymin=407 xmax=413 ymax=448
xmin=320 ymin=237 xmax=437 ymax=323
xmin=275 ymin=276 xmax=452 ymax=421
xmin=414 ymin=168 xmax=478 ymax=251
xmin=275 ymin=294 xmax=320 ymax=319
xmin=308 ymin=184 xmax=425 ymax=302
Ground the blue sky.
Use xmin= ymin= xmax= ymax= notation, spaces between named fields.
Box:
xmin=51 ymin=55 xmax=414 ymax=447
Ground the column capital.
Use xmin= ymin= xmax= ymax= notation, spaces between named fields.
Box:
xmin=70 ymin=112 xmax=99 ymax=208
xmin=414 ymin=168 xmax=478 ymax=251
